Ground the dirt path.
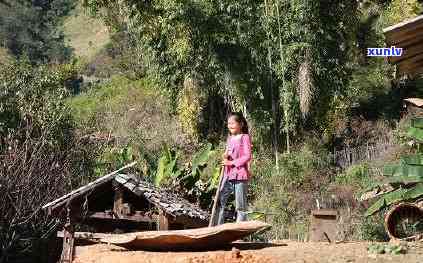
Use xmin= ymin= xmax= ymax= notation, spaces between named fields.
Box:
xmin=73 ymin=241 xmax=423 ymax=263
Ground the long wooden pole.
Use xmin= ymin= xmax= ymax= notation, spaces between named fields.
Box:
xmin=209 ymin=166 xmax=225 ymax=227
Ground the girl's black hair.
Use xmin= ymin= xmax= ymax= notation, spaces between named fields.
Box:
xmin=228 ymin=112 xmax=249 ymax=134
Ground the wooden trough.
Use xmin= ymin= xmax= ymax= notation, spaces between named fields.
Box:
xmin=60 ymin=221 xmax=271 ymax=251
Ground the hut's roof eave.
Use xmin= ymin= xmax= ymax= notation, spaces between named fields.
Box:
xmin=42 ymin=162 xmax=137 ymax=212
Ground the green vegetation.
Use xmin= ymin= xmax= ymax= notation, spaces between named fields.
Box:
xmin=0 ymin=0 xmax=75 ymax=63
xmin=364 ymin=118 xmax=423 ymax=217
xmin=0 ymin=60 xmax=96 ymax=262
xmin=368 ymin=243 xmax=407 ymax=255
xmin=251 ymin=142 xmax=335 ymax=240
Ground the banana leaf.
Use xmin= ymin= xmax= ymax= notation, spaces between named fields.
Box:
xmin=383 ymin=164 xmax=405 ymax=177
xmin=411 ymin=117 xmax=423 ymax=129
xmin=363 ymin=176 xmax=423 ymax=193
xmin=402 ymin=183 xmax=423 ymax=200
xmin=154 ymin=146 xmax=179 ymax=186
xmin=383 ymin=163 xmax=423 ymax=178
xmin=207 ymin=166 xmax=222 ymax=191
xmin=407 ymin=127 xmax=423 ymax=141
xmin=365 ymin=184 xmax=423 ymax=216
xmin=401 ymin=154 xmax=423 ymax=165
xmin=365 ymin=188 xmax=408 ymax=216
xmin=402 ymin=164 xmax=423 ymax=177
xmin=191 ymin=143 xmax=213 ymax=174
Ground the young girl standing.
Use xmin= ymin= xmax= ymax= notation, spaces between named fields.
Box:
xmin=215 ymin=112 xmax=252 ymax=225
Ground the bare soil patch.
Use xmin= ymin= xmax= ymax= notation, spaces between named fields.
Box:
xmin=73 ymin=241 xmax=423 ymax=263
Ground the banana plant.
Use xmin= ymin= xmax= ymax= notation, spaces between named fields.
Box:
xmin=364 ymin=117 xmax=423 ymax=216
xmin=154 ymin=145 xmax=181 ymax=186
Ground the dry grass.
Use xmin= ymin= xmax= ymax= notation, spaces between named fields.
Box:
xmin=0 ymin=47 xmax=12 ymax=63
xmin=62 ymin=3 xmax=110 ymax=61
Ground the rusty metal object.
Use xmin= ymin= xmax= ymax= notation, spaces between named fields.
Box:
xmin=384 ymin=202 xmax=423 ymax=240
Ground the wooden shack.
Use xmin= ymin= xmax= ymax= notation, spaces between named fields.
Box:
xmin=42 ymin=171 xmax=209 ymax=262
xmin=403 ymin=98 xmax=423 ymax=117
xmin=384 ymin=15 xmax=423 ymax=78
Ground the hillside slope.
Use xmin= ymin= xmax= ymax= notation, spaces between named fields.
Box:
xmin=63 ymin=4 xmax=110 ymax=61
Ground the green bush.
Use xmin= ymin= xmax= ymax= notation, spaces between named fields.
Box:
xmin=0 ymin=60 xmax=99 ymax=262
xmin=251 ymin=142 xmax=334 ymax=240
xmin=335 ymin=164 xmax=372 ymax=190
xmin=358 ymin=212 xmax=389 ymax=241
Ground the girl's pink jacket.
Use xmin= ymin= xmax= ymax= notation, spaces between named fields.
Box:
xmin=224 ymin=134 xmax=252 ymax=181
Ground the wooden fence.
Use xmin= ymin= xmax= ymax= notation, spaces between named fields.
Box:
xmin=333 ymin=138 xmax=395 ymax=169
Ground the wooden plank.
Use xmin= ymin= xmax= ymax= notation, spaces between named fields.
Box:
xmin=397 ymin=53 xmax=423 ymax=71
xmin=383 ymin=15 xmax=423 ymax=34
xmin=42 ymin=162 xmax=137 ymax=213
xmin=158 ymin=210 xmax=169 ymax=230
xmin=99 ymin=221 xmax=271 ymax=251
xmin=113 ymin=185 xmax=124 ymax=217
xmin=59 ymin=225 xmax=74 ymax=263
xmin=58 ymin=231 xmax=112 ymax=239
xmin=398 ymin=61 xmax=423 ymax=76
xmin=311 ymin=209 xmax=338 ymax=217
xmin=85 ymin=211 xmax=156 ymax=223
xmin=386 ymin=33 xmax=423 ymax=50
xmin=385 ymin=25 xmax=423 ymax=45
xmin=404 ymin=66 xmax=423 ymax=78
xmin=384 ymin=15 xmax=423 ymax=42
xmin=389 ymin=42 xmax=423 ymax=63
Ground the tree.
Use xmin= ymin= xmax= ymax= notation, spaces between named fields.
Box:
xmin=0 ymin=0 xmax=75 ymax=63
xmin=82 ymin=0 xmax=359 ymax=154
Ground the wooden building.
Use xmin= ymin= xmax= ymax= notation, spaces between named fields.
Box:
xmin=384 ymin=15 xmax=423 ymax=78
xmin=403 ymin=98 xmax=423 ymax=117
xmin=42 ymin=171 xmax=209 ymax=262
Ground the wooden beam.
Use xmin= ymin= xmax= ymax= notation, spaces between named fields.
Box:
xmin=59 ymin=223 xmax=74 ymax=263
xmin=84 ymin=211 xmax=156 ymax=223
xmin=42 ymin=162 xmax=137 ymax=213
xmin=397 ymin=53 xmax=423 ymax=71
xmin=383 ymin=15 xmax=423 ymax=34
xmin=404 ymin=67 xmax=423 ymax=79
xmin=384 ymin=15 xmax=423 ymax=43
xmin=158 ymin=210 xmax=169 ymax=230
xmin=113 ymin=185 xmax=124 ymax=217
xmin=385 ymin=26 xmax=423 ymax=45
xmin=57 ymin=231 xmax=112 ymax=240
xmin=400 ymin=63 xmax=423 ymax=75
xmin=388 ymin=42 xmax=423 ymax=63
xmin=387 ymin=33 xmax=423 ymax=49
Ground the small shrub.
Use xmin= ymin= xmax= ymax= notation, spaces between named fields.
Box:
xmin=358 ymin=212 xmax=389 ymax=241
xmin=335 ymin=164 xmax=372 ymax=190
xmin=251 ymin=141 xmax=334 ymax=240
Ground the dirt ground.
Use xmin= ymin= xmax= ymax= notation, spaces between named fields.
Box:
xmin=73 ymin=240 xmax=423 ymax=263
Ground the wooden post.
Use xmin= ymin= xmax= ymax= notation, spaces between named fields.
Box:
xmin=158 ymin=209 xmax=169 ymax=230
xmin=59 ymin=219 xmax=74 ymax=263
xmin=113 ymin=184 xmax=124 ymax=218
